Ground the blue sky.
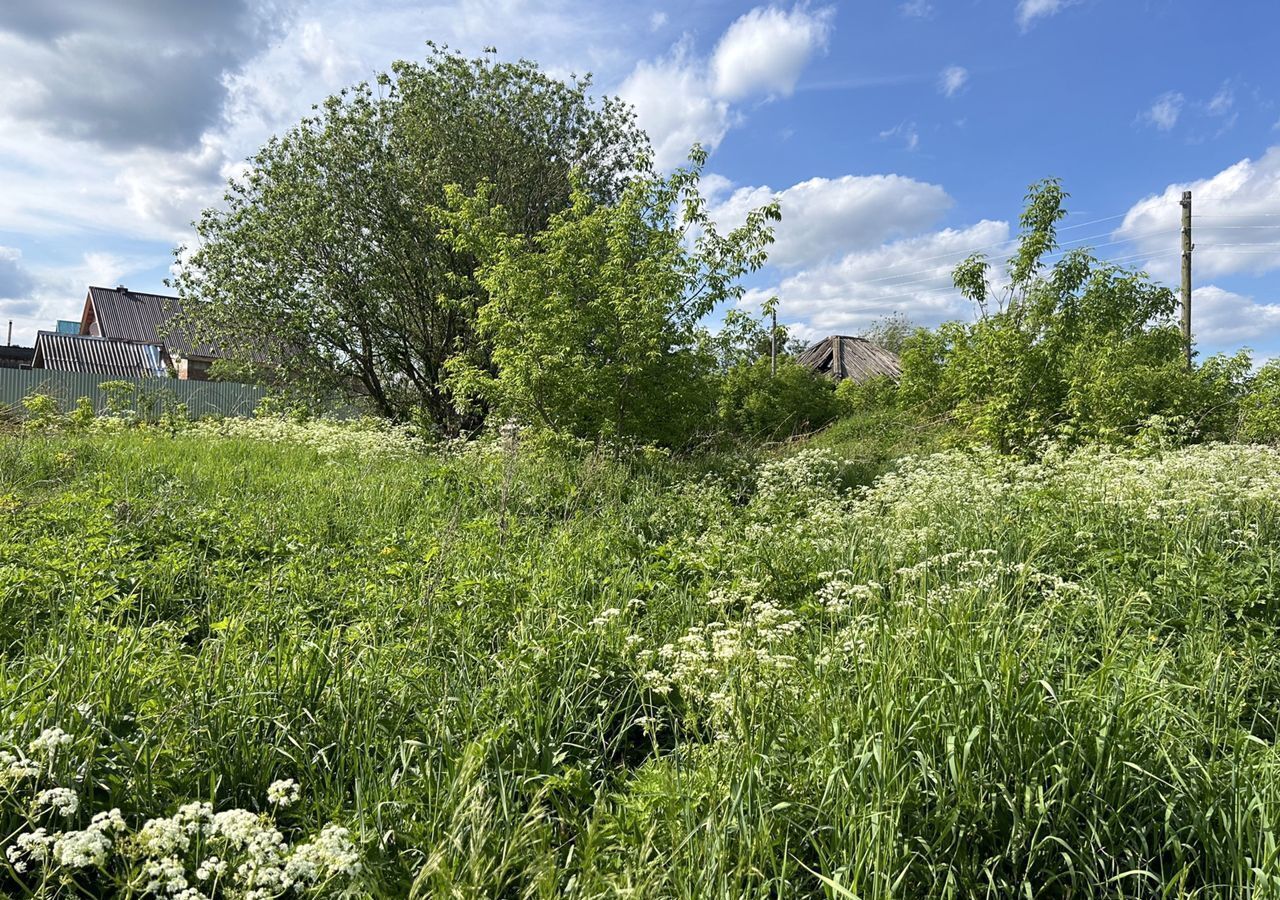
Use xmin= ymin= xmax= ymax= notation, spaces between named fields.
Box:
xmin=2 ymin=0 xmax=1279 ymax=360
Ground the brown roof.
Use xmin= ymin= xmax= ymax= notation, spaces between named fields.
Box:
xmin=30 ymin=332 xmax=169 ymax=378
xmin=83 ymin=286 xmax=221 ymax=358
xmin=797 ymin=335 xmax=902 ymax=383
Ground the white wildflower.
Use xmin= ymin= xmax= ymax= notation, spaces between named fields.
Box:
xmin=7 ymin=828 xmax=55 ymax=873
xmin=138 ymin=815 xmax=191 ymax=856
xmin=1 ymin=749 xmax=40 ymax=784
xmin=28 ymin=727 xmax=73 ymax=759
xmin=267 ymin=778 xmax=300 ymax=808
xmin=195 ymin=855 xmax=227 ymax=880
xmin=89 ymin=808 xmax=127 ymax=834
xmin=286 ymin=824 xmax=361 ymax=884
xmin=143 ymin=855 xmax=189 ymax=895
xmin=52 ymin=828 xmax=112 ymax=868
xmin=35 ymin=787 xmax=79 ymax=817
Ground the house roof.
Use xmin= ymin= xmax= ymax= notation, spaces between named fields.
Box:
xmin=0 ymin=345 xmax=34 ymax=369
xmin=83 ymin=285 xmax=221 ymax=358
xmin=30 ymin=331 xmax=169 ymax=378
xmin=797 ymin=335 xmax=902 ymax=383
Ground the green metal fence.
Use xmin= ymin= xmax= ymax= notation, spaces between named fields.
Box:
xmin=0 ymin=369 xmax=266 ymax=420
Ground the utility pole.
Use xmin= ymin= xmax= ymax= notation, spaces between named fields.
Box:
xmin=1180 ymin=190 xmax=1193 ymax=367
xmin=770 ymin=307 xmax=778 ymax=376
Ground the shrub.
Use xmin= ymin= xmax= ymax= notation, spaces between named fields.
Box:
xmin=68 ymin=397 xmax=95 ymax=429
xmin=717 ymin=357 xmax=839 ymax=441
xmin=20 ymin=392 xmax=61 ymax=428
xmin=1239 ymin=359 xmax=1280 ymax=443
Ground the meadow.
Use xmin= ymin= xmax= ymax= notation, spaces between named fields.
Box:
xmin=2 ymin=419 xmax=1279 ymax=897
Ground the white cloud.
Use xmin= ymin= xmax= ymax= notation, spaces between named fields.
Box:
xmin=879 ymin=121 xmax=920 ymax=152
xmin=710 ymin=4 xmax=834 ymax=101
xmin=1207 ymin=84 xmax=1235 ymax=116
xmin=1191 ymin=285 xmax=1280 ymax=346
xmin=2 ymin=249 xmax=159 ymax=344
xmin=1116 ymin=146 xmax=1280 ymax=281
xmin=938 ymin=65 xmax=969 ymax=98
xmin=709 ymin=174 xmax=953 ymax=267
xmin=1016 ymin=0 xmax=1078 ymax=30
xmin=1141 ymin=91 xmax=1185 ymax=131
xmin=900 ymin=0 xmax=935 ymax=19
xmin=650 ymin=11 xmax=668 ymax=31
xmin=620 ymin=3 xmax=835 ymax=168
xmin=744 ymin=219 xmax=1011 ymax=334
xmin=618 ymin=40 xmax=734 ymax=169
xmin=0 ymin=246 xmax=36 ymax=300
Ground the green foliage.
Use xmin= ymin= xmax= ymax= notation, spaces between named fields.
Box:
xmin=835 ymin=373 xmax=899 ymax=413
xmin=717 ymin=357 xmax=839 ymax=441
xmin=898 ymin=179 xmax=1231 ymax=452
xmin=442 ymin=149 xmax=780 ymax=448
xmin=20 ymin=392 xmax=60 ymax=428
xmin=68 ymin=397 xmax=95 ymax=429
xmin=99 ymin=380 xmax=136 ymax=417
xmin=1240 ymin=359 xmax=1280 ymax=443
xmin=3 ymin=425 xmax=1280 ymax=896
xmin=174 ymin=45 xmax=649 ymax=433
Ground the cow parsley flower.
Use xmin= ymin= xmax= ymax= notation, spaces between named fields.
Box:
xmin=28 ymin=727 xmax=73 ymax=758
xmin=138 ymin=815 xmax=191 ymax=856
xmin=195 ymin=855 xmax=227 ymax=880
xmin=7 ymin=828 xmax=55 ymax=873
xmin=286 ymin=824 xmax=361 ymax=884
xmin=52 ymin=828 xmax=112 ymax=868
xmin=267 ymin=778 xmax=300 ymax=808
xmin=143 ymin=856 xmax=189 ymax=895
xmin=35 ymin=787 xmax=80 ymax=817
xmin=0 ymin=749 xmax=40 ymax=785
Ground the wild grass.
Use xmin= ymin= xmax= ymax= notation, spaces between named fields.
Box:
xmin=1 ymin=421 xmax=1278 ymax=897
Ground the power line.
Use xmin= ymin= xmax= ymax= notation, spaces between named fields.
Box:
xmin=840 ymin=249 xmax=1184 ymax=306
xmin=843 ymin=227 xmax=1169 ymax=289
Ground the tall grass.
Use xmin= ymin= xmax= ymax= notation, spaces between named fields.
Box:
xmin=1 ymin=422 xmax=1278 ymax=897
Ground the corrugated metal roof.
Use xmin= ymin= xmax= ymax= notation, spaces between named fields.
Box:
xmin=86 ymin=286 xmax=222 ymax=358
xmin=31 ymin=332 xmax=169 ymax=378
xmin=0 ymin=345 xmax=34 ymax=369
xmin=797 ymin=335 xmax=902 ymax=383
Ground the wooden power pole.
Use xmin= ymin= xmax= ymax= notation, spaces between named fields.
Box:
xmin=770 ymin=307 xmax=778 ymax=376
xmin=1180 ymin=190 xmax=1193 ymax=367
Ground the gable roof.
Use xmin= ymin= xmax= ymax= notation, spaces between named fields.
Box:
xmin=30 ymin=331 xmax=169 ymax=378
xmin=797 ymin=335 xmax=902 ymax=383
xmin=83 ymin=286 xmax=221 ymax=358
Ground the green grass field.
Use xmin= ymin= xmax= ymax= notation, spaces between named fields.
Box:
xmin=2 ymin=420 xmax=1280 ymax=897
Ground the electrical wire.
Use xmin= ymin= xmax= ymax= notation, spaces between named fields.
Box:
xmin=835 ymin=227 xmax=1169 ymax=289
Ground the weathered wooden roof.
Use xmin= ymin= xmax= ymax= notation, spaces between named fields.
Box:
xmin=83 ymin=286 xmax=221 ymax=358
xmin=797 ymin=335 xmax=902 ymax=382
xmin=30 ymin=332 xmax=169 ymax=378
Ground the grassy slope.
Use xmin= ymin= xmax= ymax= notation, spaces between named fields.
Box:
xmin=2 ymin=423 xmax=1280 ymax=897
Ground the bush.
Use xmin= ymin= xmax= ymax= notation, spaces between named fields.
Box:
xmin=834 ymin=374 xmax=897 ymax=413
xmin=894 ymin=180 xmax=1249 ymax=453
xmin=716 ymin=357 xmax=839 ymax=441
xmin=1240 ymin=359 xmax=1280 ymax=443
xmin=20 ymin=393 xmax=61 ymax=428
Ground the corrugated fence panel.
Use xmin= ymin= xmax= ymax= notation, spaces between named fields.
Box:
xmin=0 ymin=370 xmax=266 ymax=420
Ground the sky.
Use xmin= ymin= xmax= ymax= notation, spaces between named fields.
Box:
xmin=2 ymin=0 xmax=1280 ymax=361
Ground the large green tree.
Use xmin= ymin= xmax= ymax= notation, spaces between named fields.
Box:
xmin=440 ymin=149 xmax=781 ymax=448
xmin=173 ymin=46 xmax=648 ymax=431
